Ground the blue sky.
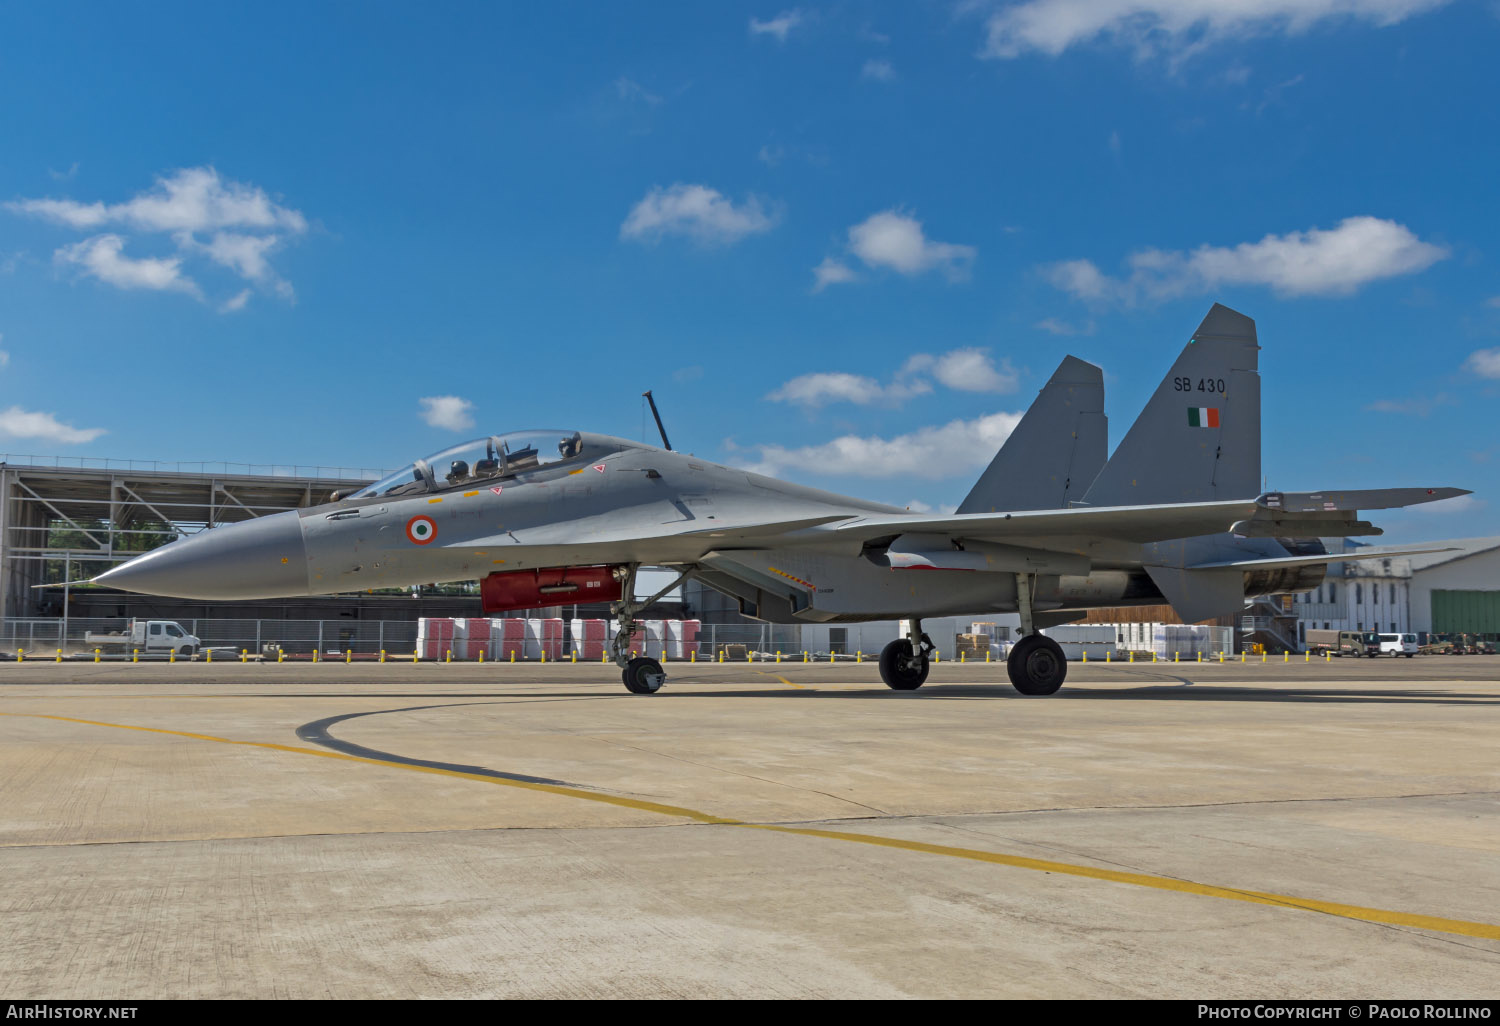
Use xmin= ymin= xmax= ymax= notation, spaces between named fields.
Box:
xmin=1 ymin=0 xmax=1497 ymax=541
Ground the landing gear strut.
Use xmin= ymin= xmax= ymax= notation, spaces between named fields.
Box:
xmin=1006 ymin=573 xmax=1067 ymax=696
xmin=611 ymin=564 xmax=693 ymax=695
xmin=879 ymin=619 xmax=933 ymax=690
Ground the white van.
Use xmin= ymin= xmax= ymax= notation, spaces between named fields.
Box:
xmin=1378 ymin=633 xmax=1418 ymax=658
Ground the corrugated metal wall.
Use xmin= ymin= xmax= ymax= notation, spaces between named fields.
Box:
xmin=1430 ymin=590 xmax=1500 ymax=634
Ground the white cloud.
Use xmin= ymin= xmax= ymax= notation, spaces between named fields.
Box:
xmin=8 ymin=166 xmax=306 ymax=235
xmin=614 ymin=77 xmax=662 ymax=104
xmin=8 ymin=167 xmax=306 ymax=310
xmin=749 ymin=9 xmax=805 ymax=42
xmin=1485 ymin=296 xmax=1500 ymax=309
xmin=418 ymin=396 xmax=476 ymax=431
xmin=757 ymin=143 xmax=785 ymax=167
xmin=811 ymin=256 xmax=858 ymax=292
xmin=905 ymin=348 xmax=1018 ymax=393
xmin=55 ymin=235 xmax=200 ymax=296
xmin=1411 ymin=494 xmax=1485 ymax=515
xmin=220 ymin=289 xmax=252 ymax=313
xmin=861 ymin=58 xmax=896 ymax=81
xmin=1464 ymin=348 xmax=1500 ymax=380
xmin=767 ymin=372 xmax=932 ymax=408
xmin=741 ymin=411 xmax=1024 ymax=479
xmin=980 ymin=0 xmax=1450 ymax=61
xmin=1046 ymin=217 xmax=1447 ymax=305
xmin=620 ymin=184 xmax=777 ymax=246
xmin=0 ymin=406 xmax=106 ymax=444
xmin=847 ymin=210 xmax=976 ymax=281
xmin=1035 ymin=316 xmax=1096 ymax=336
xmin=1364 ymin=393 xmax=1455 ymax=416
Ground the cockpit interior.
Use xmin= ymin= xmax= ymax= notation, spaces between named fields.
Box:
xmin=349 ymin=430 xmax=587 ymax=500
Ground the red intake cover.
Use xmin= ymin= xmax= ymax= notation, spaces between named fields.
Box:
xmin=480 ymin=565 xmax=624 ymax=613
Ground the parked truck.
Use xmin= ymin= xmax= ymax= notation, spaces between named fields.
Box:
xmin=1304 ymin=629 xmax=1381 ymax=657
xmin=84 ymin=619 xmax=200 ymax=656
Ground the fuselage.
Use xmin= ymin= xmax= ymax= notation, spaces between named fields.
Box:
xmin=94 ymin=430 xmax=1321 ymax=623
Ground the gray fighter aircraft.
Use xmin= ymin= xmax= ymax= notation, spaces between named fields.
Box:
xmin=94 ymin=304 xmax=1465 ymax=695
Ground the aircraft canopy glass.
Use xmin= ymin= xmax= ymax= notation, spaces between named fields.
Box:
xmin=350 ymin=430 xmax=585 ymax=499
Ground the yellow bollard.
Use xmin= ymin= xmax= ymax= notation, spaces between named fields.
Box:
xmin=1283 ymin=652 xmax=1288 ymax=663
xmin=241 ymin=649 xmax=247 ymax=663
xmin=600 ymin=651 xmax=606 ymax=663
xmin=1197 ymin=652 xmax=1202 ymax=663
xmin=829 ymin=652 xmax=834 ymax=663
xmin=719 ymin=650 xmax=724 ymax=663
xmin=1218 ymin=652 xmax=1223 ymax=663
xmin=961 ymin=651 xmax=966 ymax=663
xmin=539 ymin=650 xmax=544 ymax=663
xmin=345 ymin=649 xmax=351 ymax=664
xmin=381 ymin=650 xmax=386 ymax=663
xmin=206 ymin=648 xmax=212 ymax=663
xmin=311 ymin=649 xmax=318 ymax=664
xmin=1240 ymin=652 xmax=1245 ymax=663
xmin=934 ymin=650 xmax=940 ymax=663
xmin=56 ymin=649 xmax=62 ymax=663
xmin=1261 ymin=652 xmax=1266 ymax=663
xmin=803 ymin=651 xmax=808 ymax=663
xmin=170 ymin=648 xmax=175 ymax=664
xmin=1174 ymin=651 xmax=1179 ymax=662
xmin=986 ymin=650 xmax=991 ymax=663
xmin=277 ymin=648 xmax=283 ymax=663
xmin=133 ymin=648 xmax=139 ymax=663
xmin=690 ymin=650 xmax=695 ymax=663
xmin=1305 ymin=651 xmax=1310 ymax=662
xmin=413 ymin=650 xmax=418 ymax=663
xmin=94 ymin=648 xmax=100 ymax=663
xmin=1082 ymin=650 xmax=1087 ymax=663
xmin=1106 ymin=650 xmax=1110 ymax=663
xmin=1325 ymin=651 xmax=1330 ymax=662
xmin=858 ymin=651 xmax=863 ymax=664
xmin=573 ymin=650 xmax=578 ymax=663
xmin=446 ymin=649 xmax=451 ymax=663
xmin=512 ymin=651 xmax=516 ymax=663
xmin=16 ymin=648 xmax=22 ymax=663
xmin=776 ymin=652 xmax=782 ymax=663
xmin=1152 ymin=651 xmax=1158 ymax=662
xmin=1129 ymin=651 xmax=1134 ymax=663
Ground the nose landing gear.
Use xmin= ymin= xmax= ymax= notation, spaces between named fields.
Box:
xmin=879 ymin=620 xmax=934 ymax=690
xmin=611 ymin=564 xmax=694 ymax=694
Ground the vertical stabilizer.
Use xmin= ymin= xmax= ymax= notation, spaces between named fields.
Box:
xmin=958 ymin=355 xmax=1107 ymax=513
xmin=1082 ymin=303 xmax=1260 ymax=507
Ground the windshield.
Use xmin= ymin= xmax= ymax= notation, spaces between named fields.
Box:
xmin=351 ymin=430 xmax=585 ymax=499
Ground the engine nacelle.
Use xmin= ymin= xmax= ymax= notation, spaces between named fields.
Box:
xmin=479 ymin=565 xmax=625 ymax=613
xmin=1245 ymin=537 xmax=1328 ymax=597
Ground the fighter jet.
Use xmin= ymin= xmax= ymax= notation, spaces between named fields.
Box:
xmin=95 ymin=304 xmax=1466 ymax=696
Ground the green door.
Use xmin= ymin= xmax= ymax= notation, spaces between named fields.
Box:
xmin=1431 ymin=590 xmax=1500 ymax=635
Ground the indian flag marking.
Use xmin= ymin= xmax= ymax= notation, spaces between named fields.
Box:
xmin=1187 ymin=407 xmax=1220 ymax=428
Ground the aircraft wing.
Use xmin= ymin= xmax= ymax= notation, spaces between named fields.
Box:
xmin=795 ymin=487 xmax=1469 ymax=547
xmin=1188 ymin=543 xmax=1458 ymax=571
xmin=821 ymin=500 xmax=1258 ymax=545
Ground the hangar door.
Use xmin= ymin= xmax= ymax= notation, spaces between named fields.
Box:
xmin=1431 ymin=590 xmax=1500 ymax=635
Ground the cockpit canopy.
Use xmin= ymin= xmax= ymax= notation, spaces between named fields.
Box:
xmin=350 ymin=430 xmax=585 ymax=500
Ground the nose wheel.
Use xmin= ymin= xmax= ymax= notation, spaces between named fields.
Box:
xmin=879 ymin=631 xmax=933 ymax=690
xmin=623 ymin=657 xmax=666 ymax=694
xmin=1007 ymin=634 xmax=1067 ymax=695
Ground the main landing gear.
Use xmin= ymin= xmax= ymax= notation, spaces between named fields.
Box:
xmin=1006 ymin=572 xmax=1067 ymax=696
xmin=612 ymin=564 xmax=693 ymax=695
xmin=879 ymin=620 xmax=934 ymax=690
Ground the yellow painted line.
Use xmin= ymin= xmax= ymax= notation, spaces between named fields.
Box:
xmin=463 ymin=490 xmax=479 ymax=497
xmin=7 ymin=710 xmax=1499 ymax=942
xmin=428 ymin=497 xmax=443 ymax=504
xmin=753 ymin=670 xmax=805 ymax=690
xmin=0 ymin=713 xmax=735 ymax=825
xmin=567 ymin=468 xmax=584 ymax=475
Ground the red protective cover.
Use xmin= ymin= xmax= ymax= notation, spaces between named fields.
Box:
xmin=480 ymin=565 xmax=624 ymax=613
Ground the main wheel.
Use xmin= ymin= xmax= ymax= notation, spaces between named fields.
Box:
xmin=879 ymin=639 xmax=929 ymax=690
xmin=1007 ymin=635 xmax=1067 ymax=696
xmin=179 ymin=645 xmax=195 ymax=657
xmin=622 ymin=657 xmax=665 ymax=694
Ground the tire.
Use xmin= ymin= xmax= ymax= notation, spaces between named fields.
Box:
xmin=1007 ymin=635 xmax=1067 ymax=696
xmin=1404 ymin=653 xmax=1413 ymax=658
xmin=878 ymin=639 xmax=929 ymax=690
xmin=180 ymin=646 xmax=195 ymax=657
xmin=622 ymin=657 xmax=665 ymax=694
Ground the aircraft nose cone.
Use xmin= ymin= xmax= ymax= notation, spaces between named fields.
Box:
xmin=95 ymin=510 xmax=309 ymax=599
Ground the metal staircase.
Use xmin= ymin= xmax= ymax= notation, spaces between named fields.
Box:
xmin=1241 ymin=595 xmax=1300 ymax=653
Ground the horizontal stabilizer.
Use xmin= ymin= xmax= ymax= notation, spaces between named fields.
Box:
xmin=1145 ymin=564 xmax=1246 ymax=625
xmin=1190 ymin=544 xmax=1458 ymax=571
